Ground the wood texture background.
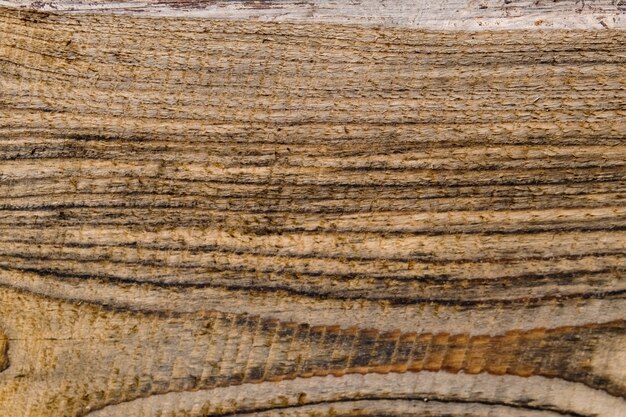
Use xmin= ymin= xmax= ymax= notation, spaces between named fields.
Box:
xmin=0 ymin=1 xmax=625 ymax=416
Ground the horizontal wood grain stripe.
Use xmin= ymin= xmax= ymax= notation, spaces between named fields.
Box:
xmin=3 ymin=206 xmax=626 ymax=233
xmin=4 ymin=266 xmax=625 ymax=333
xmin=2 ymin=264 xmax=624 ymax=305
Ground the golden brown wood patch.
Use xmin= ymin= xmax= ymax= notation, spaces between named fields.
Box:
xmin=0 ymin=4 xmax=625 ymax=417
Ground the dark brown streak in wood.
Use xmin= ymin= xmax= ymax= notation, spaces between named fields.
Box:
xmin=1 ymin=265 xmax=625 ymax=307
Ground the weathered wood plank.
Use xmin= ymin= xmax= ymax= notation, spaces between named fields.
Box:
xmin=1 ymin=0 xmax=625 ymax=29
xmin=0 ymin=2 xmax=625 ymax=416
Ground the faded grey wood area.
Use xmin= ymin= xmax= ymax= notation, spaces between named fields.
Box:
xmin=2 ymin=0 xmax=626 ymax=29
xmin=0 ymin=1 xmax=625 ymax=416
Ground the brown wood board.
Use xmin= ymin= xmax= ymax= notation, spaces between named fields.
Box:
xmin=0 ymin=3 xmax=625 ymax=416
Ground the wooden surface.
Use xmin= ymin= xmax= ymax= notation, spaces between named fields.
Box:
xmin=1 ymin=2 xmax=626 ymax=416
xmin=2 ymin=0 xmax=626 ymax=29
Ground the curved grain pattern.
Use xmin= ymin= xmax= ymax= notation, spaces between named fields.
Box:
xmin=215 ymin=400 xmax=572 ymax=417
xmin=0 ymin=288 xmax=625 ymax=416
xmin=0 ymin=3 xmax=625 ymax=417
xmin=91 ymin=397 xmax=595 ymax=417
xmin=87 ymin=373 xmax=626 ymax=417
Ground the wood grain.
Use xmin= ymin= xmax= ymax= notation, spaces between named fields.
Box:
xmin=2 ymin=0 xmax=625 ymax=29
xmin=0 ymin=3 xmax=625 ymax=416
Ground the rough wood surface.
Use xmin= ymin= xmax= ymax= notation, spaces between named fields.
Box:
xmin=2 ymin=0 xmax=626 ymax=29
xmin=0 ymin=2 xmax=625 ymax=416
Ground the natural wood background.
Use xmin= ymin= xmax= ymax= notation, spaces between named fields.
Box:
xmin=0 ymin=1 xmax=625 ymax=416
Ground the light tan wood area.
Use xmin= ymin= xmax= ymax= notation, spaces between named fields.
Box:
xmin=0 ymin=4 xmax=625 ymax=416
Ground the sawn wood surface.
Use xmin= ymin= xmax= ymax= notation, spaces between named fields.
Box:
xmin=0 ymin=2 xmax=625 ymax=416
